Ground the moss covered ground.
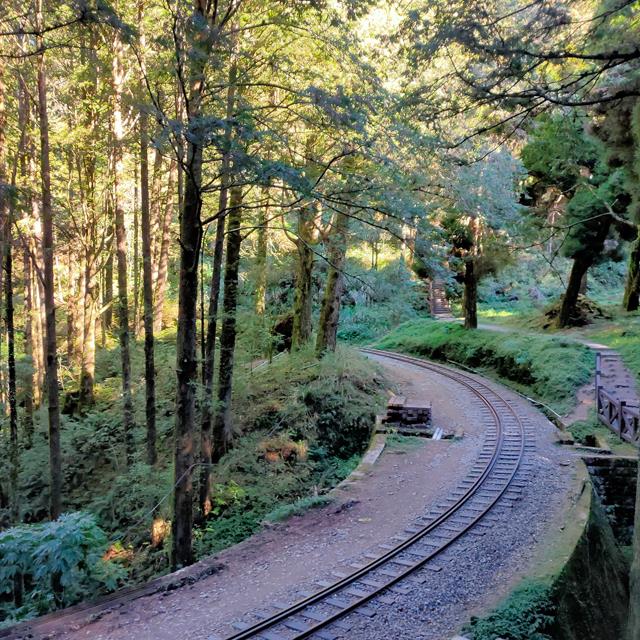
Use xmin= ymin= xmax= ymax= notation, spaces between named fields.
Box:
xmin=374 ymin=318 xmax=593 ymax=414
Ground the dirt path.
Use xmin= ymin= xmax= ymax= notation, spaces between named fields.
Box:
xmin=11 ymin=355 xmax=575 ymax=640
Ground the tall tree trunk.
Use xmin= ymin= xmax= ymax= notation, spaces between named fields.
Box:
xmin=558 ymin=257 xmax=590 ymax=328
xmin=199 ymin=60 xmax=236 ymax=516
xmin=17 ymin=74 xmax=34 ymax=437
xmin=66 ymin=245 xmax=82 ymax=366
xmin=0 ymin=57 xmax=18 ymax=519
xmin=149 ymin=147 xmax=164 ymax=281
xmin=22 ymin=239 xmax=34 ymax=442
xmin=171 ymin=138 xmax=203 ymax=569
xmin=36 ymin=0 xmax=62 ymax=519
xmin=254 ymin=186 xmax=268 ymax=315
xmin=112 ymin=30 xmax=135 ymax=465
xmin=103 ymin=234 xmax=114 ymax=335
xmin=212 ymin=185 xmax=243 ymax=462
xmin=4 ymin=226 xmax=18 ymax=520
xmin=79 ymin=39 xmax=98 ymax=407
xmin=153 ymin=160 xmax=176 ymax=332
xmin=623 ymin=236 xmax=640 ymax=312
xmin=139 ymin=3 xmax=157 ymax=466
xmin=316 ymin=212 xmax=348 ymax=356
xmin=199 ymin=210 xmax=225 ymax=516
xmin=79 ymin=252 xmax=97 ymax=405
xmin=291 ymin=203 xmax=316 ymax=349
xmin=0 ymin=61 xmax=5 ymax=416
xmin=133 ymin=173 xmax=140 ymax=334
xmin=28 ymin=209 xmax=46 ymax=407
xmin=463 ymin=258 xmax=478 ymax=330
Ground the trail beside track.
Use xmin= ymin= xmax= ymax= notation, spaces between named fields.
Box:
xmin=10 ymin=352 xmax=576 ymax=640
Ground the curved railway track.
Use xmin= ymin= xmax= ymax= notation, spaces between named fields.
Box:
xmin=222 ymin=349 xmax=535 ymax=640
xmin=2 ymin=349 xmax=537 ymax=640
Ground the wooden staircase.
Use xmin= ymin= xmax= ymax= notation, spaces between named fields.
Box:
xmin=429 ymin=279 xmax=452 ymax=318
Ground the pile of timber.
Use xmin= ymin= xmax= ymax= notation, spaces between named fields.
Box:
xmin=377 ymin=395 xmax=440 ymax=437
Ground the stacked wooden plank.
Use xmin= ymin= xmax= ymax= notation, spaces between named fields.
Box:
xmin=377 ymin=395 xmax=433 ymax=436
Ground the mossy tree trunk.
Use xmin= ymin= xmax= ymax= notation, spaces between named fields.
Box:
xmin=558 ymin=256 xmax=591 ymax=328
xmin=212 ymin=185 xmax=243 ymax=462
xmin=316 ymin=212 xmax=348 ymax=356
xmin=292 ymin=202 xmax=317 ymax=349
xmin=463 ymin=258 xmax=478 ymax=329
xmin=172 ymin=134 xmax=203 ymax=568
xmin=623 ymin=237 xmax=640 ymax=312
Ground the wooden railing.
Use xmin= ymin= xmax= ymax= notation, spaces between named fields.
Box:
xmin=595 ymin=352 xmax=640 ymax=445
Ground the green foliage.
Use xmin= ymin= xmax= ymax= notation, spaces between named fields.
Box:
xmin=475 ymin=250 xmax=629 ymax=319
xmin=86 ymin=464 xmax=173 ymax=546
xmin=338 ymin=259 xmax=428 ymax=344
xmin=192 ymin=346 xmax=384 ymax=558
xmin=0 ymin=512 xmax=124 ymax=624
xmin=385 ymin=433 xmax=427 ymax=451
xmin=522 ymin=114 xmax=599 ymax=191
xmin=568 ymin=414 xmax=606 ymax=446
xmin=375 ymin=319 xmax=593 ymax=413
xmin=463 ymin=581 xmax=555 ymax=640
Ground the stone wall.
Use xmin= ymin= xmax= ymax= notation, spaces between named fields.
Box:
xmin=583 ymin=456 xmax=636 ymax=545
xmin=550 ymin=487 xmax=630 ymax=640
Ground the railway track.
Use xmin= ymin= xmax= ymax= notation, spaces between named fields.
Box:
xmin=222 ymin=349 xmax=536 ymax=640
xmin=3 ymin=349 xmax=536 ymax=640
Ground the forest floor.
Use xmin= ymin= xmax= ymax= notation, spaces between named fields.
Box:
xmin=19 ymin=354 xmax=577 ymax=640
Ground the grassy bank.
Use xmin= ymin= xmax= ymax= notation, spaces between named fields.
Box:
xmin=1 ymin=345 xmax=386 ymax=624
xmin=374 ymin=319 xmax=594 ymax=414
xmin=588 ymin=314 xmax=640 ymax=382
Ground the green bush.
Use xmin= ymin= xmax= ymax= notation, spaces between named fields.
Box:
xmin=191 ymin=347 xmax=385 ymax=558
xmin=338 ymin=259 xmax=428 ymax=344
xmin=375 ymin=319 xmax=593 ymax=413
xmin=0 ymin=512 xmax=124 ymax=624
xmin=464 ymin=581 xmax=555 ymax=640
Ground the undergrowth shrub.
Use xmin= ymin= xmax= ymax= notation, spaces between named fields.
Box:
xmin=463 ymin=581 xmax=555 ymax=640
xmin=87 ymin=463 xmax=173 ymax=546
xmin=4 ymin=339 xmax=385 ymax=612
xmin=376 ymin=319 xmax=593 ymax=413
xmin=193 ymin=346 xmax=385 ymax=558
xmin=0 ymin=512 xmax=124 ymax=625
xmin=338 ymin=260 xmax=428 ymax=344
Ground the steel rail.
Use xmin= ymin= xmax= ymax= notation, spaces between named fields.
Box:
xmin=3 ymin=349 xmax=528 ymax=640
xmin=223 ymin=348 xmax=527 ymax=640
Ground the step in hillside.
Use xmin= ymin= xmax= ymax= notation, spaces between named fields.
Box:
xmin=430 ymin=279 xmax=452 ymax=318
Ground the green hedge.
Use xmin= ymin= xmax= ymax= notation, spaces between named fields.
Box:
xmin=375 ymin=319 xmax=594 ymax=413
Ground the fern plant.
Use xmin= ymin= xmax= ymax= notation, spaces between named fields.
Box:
xmin=0 ymin=512 xmax=125 ymax=624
